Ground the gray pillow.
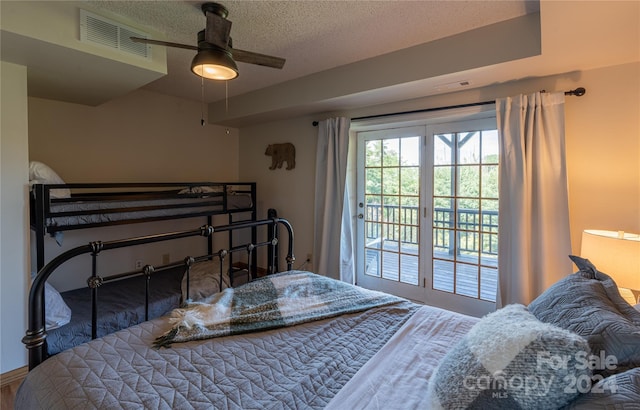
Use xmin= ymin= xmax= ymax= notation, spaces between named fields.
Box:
xmin=426 ymin=304 xmax=591 ymax=410
xmin=562 ymin=367 xmax=640 ymax=409
xmin=528 ymin=255 xmax=640 ymax=377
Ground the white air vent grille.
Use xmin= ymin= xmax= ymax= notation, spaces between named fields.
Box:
xmin=80 ymin=10 xmax=150 ymax=59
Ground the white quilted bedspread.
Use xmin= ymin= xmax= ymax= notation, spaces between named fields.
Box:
xmin=326 ymin=306 xmax=479 ymax=409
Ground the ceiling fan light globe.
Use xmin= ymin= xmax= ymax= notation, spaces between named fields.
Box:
xmin=193 ymin=64 xmax=238 ymax=80
xmin=191 ymin=48 xmax=238 ymax=80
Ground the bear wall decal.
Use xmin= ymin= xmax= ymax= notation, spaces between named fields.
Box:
xmin=265 ymin=143 xmax=296 ymax=170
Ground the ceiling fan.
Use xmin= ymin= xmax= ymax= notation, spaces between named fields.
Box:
xmin=130 ymin=2 xmax=286 ymax=81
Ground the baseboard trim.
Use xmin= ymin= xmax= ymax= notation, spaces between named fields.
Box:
xmin=1 ymin=366 xmax=28 ymax=388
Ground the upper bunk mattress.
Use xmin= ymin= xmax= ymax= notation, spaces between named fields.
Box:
xmin=43 ymin=193 xmax=253 ymax=230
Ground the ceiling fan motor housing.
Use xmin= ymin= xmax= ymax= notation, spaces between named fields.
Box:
xmin=130 ymin=0 xmax=285 ymax=79
xmin=197 ymin=29 xmax=230 ymax=51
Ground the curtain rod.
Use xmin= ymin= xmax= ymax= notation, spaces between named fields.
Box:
xmin=312 ymin=87 xmax=586 ymax=126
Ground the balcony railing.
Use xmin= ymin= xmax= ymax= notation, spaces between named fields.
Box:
xmin=365 ymin=204 xmax=498 ymax=256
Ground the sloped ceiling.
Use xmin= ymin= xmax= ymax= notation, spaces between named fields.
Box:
xmin=1 ymin=1 xmax=638 ymax=127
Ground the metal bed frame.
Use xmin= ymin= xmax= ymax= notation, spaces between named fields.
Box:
xmin=30 ymin=182 xmax=257 ymax=271
xmin=23 ymin=216 xmax=295 ymax=370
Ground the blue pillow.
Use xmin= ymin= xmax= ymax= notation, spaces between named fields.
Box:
xmin=529 ymin=255 xmax=640 ymax=377
xmin=562 ymin=367 xmax=640 ymax=409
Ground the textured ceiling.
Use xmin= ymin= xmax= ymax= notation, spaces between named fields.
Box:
xmin=85 ymin=0 xmax=539 ymax=103
xmin=7 ymin=1 xmax=635 ymax=127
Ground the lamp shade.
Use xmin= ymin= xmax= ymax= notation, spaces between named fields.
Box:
xmin=581 ymin=229 xmax=640 ymax=290
xmin=191 ymin=48 xmax=238 ymax=81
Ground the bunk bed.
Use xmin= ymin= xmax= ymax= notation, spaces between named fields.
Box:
xmin=30 ymin=180 xmax=257 ymax=270
xmin=28 ymin=163 xmax=261 ymax=356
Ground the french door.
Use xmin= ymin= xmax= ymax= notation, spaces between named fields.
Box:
xmin=355 ymin=118 xmax=498 ymax=316
xmin=356 ymin=126 xmax=424 ymax=301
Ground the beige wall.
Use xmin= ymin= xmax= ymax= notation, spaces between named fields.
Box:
xmin=3 ymin=61 xmax=637 ymax=373
xmin=29 ymin=89 xmax=239 ymax=182
xmin=27 ymin=90 xmax=244 ymax=291
xmin=564 ymin=63 xmax=640 ymax=247
xmin=239 ymin=117 xmax=318 ymax=270
xmin=1 ymin=62 xmax=30 ymax=372
xmin=239 ymin=62 xmax=640 ymax=273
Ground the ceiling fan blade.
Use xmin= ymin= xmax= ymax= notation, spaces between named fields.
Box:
xmin=205 ymin=12 xmax=232 ymax=48
xmin=231 ymin=48 xmax=286 ymax=69
xmin=130 ymin=37 xmax=197 ymax=51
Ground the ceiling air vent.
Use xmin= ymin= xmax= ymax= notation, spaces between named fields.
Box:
xmin=80 ymin=9 xmax=151 ymax=59
xmin=434 ymin=80 xmax=472 ymax=92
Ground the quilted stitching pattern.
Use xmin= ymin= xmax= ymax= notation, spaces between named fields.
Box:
xmin=562 ymin=367 xmax=640 ymax=409
xmin=16 ymin=302 xmax=418 ymax=409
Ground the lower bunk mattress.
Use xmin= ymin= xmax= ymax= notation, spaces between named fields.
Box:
xmin=47 ymin=268 xmax=183 ymax=355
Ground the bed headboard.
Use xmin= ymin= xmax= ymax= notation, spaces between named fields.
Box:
xmin=23 ymin=216 xmax=294 ymax=370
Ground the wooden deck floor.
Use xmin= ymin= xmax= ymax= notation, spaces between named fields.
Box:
xmin=365 ymin=244 xmax=498 ymax=301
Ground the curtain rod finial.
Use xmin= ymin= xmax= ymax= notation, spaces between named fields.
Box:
xmin=566 ymin=87 xmax=586 ymax=97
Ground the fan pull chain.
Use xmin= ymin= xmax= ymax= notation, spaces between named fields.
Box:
xmin=200 ymin=75 xmax=206 ymax=126
xmin=225 ymin=81 xmax=229 ymax=114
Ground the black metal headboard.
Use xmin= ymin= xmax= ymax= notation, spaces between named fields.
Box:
xmin=23 ymin=216 xmax=294 ymax=370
